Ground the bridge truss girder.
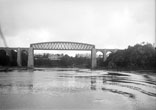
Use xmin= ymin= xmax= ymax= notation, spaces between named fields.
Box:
xmin=31 ymin=42 xmax=95 ymax=50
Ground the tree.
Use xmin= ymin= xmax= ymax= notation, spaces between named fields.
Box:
xmin=104 ymin=43 xmax=156 ymax=70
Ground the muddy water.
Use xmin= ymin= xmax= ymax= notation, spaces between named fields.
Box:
xmin=0 ymin=68 xmax=156 ymax=110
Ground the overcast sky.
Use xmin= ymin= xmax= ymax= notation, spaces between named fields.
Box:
xmin=0 ymin=0 xmax=155 ymax=49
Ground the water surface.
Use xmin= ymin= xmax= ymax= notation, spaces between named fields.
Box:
xmin=0 ymin=68 xmax=156 ymax=110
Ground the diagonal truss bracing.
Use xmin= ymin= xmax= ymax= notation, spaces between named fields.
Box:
xmin=30 ymin=42 xmax=95 ymax=50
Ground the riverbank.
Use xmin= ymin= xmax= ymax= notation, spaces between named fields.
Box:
xmin=96 ymin=67 xmax=156 ymax=75
xmin=0 ymin=66 xmax=156 ymax=76
xmin=0 ymin=66 xmax=28 ymax=72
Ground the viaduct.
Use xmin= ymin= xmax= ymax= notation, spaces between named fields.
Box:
xmin=0 ymin=42 xmax=118 ymax=69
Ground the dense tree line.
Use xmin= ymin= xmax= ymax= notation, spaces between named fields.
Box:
xmin=34 ymin=54 xmax=91 ymax=68
xmin=103 ymin=43 xmax=156 ymax=70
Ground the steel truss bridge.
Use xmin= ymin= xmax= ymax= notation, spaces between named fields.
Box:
xmin=31 ymin=42 xmax=95 ymax=50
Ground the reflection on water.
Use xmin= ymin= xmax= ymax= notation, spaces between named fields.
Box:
xmin=0 ymin=68 xmax=156 ymax=110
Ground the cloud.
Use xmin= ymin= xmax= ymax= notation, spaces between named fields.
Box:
xmin=0 ymin=0 xmax=155 ymax=49
xmin=5 ymin=28 xmax=52 ymax=47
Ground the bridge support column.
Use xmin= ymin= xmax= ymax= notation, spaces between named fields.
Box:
xmin=91 ymin=47 xmax=97 ymax=69
xmin=103 ymin=50 xmax=107 ymax=62
xmin=17 ymin=48 xmax=22 ymax=66
xmin=28 ymin=47 xmax=34 ymax=68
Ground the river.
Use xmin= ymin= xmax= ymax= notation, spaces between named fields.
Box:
xmin=0 ymin=68 xmax=156 ymax=110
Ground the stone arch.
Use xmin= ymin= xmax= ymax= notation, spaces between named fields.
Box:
xmin=96 ymin=51 xmax=103 ymax=58
xmin=95 ymin=50 xmax=104 ymax=67
xmin=105 ymin=49 xmax=118 ymax=58
xmin=0 ymin=49 xmax=9 ymax=66
xmin=4 ymin=49 xmax=15 ymax=66
xmin=96 ymin=49 xmax=107 ymax=62
xmin=0 ymin=49 xmax=18 ymax=66
xmin=96 ymin=49 xmax=118 ymax=62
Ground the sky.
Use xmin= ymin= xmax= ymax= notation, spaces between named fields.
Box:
xmin=0 ymin=0 xmax=155 ymax=50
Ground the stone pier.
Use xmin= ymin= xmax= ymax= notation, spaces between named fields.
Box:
xmin=101 ymin=50 xmax=107 ymax=62
xmin=17 ymin=48 xmax=22 ymax=66
xmin=28 ymin=47 xmax=34 ymax=68
xmin=91 ymin=47 xmax=97 ymax=69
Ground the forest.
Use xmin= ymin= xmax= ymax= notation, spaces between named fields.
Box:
xmin=34 ymin=54 xmax=91 ymax=68
xmin=102 ymin=43 xmax=156 ymax=70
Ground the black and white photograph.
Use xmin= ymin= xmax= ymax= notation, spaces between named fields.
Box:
xmin=0 ymin=0 xmax=156 ymax=110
